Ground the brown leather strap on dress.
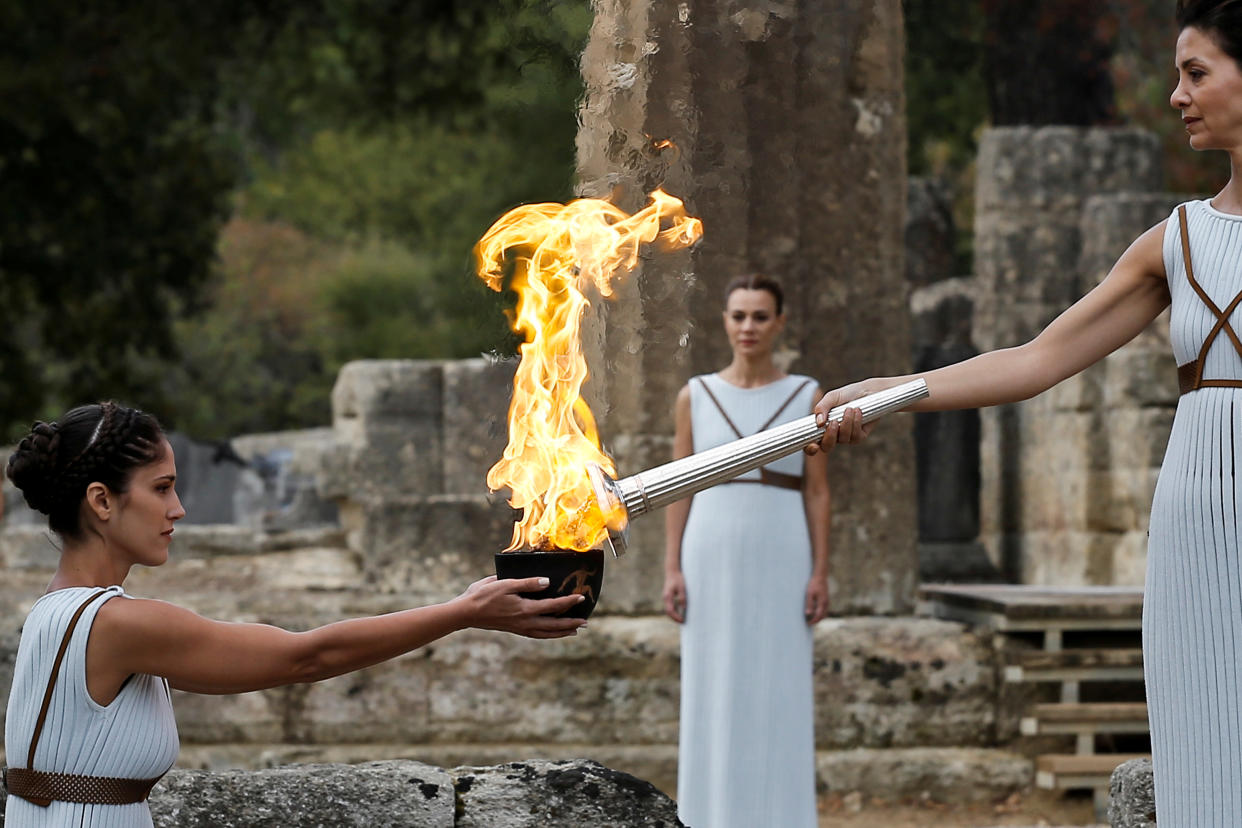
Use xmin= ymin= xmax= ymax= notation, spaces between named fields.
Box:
xmin=759 ymin=379 xmax=813 ymax=431
xmin=695 ymin=377 xmax=745 ymax=439
xmin=2 ymin=588 xmax=164 ymax=808
xmin=3 ymin=767 xmax=162 ymax=807
xmin=722 ymin=468 xmax=802 ymax=491
xmin=696 ymin=377 xmax=812 ymax=489
xmin=1176 ymin=205 xmax=1242 ymax=395
xmin=27 ymin=590 xmax=110 ymax=769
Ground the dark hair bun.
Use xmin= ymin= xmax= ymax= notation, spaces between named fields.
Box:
xmin=6 ymin=421 xmax=64 ymax=515
xmin=6 ymin=401 xmax=165 ymax=536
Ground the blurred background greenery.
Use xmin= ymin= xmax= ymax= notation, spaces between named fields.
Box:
xmin=0 ymin=0 xmax=1229 ymax=441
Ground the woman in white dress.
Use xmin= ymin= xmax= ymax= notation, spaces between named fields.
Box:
xmin=813 ymin=2 xmax=1242 ymax=823
xmin=3 ymin=401 xmax=585 ymax=827
xmin=663 ymin=274 xmax=831 ymax=828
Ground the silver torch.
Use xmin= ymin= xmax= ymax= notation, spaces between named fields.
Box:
xmin=588 ymin=378 xmax=929 ymax=556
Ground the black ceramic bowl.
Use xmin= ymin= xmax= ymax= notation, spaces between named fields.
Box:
xmin=494 ymin=548 xmax=605 ymax=620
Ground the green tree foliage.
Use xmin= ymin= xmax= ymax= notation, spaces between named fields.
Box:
xmin=1 ymin=0 xmax=592 ymax=440
xmin=235 ymin=0 xmax=592 ymax=367
xmin=0 ymin=0 xmax=283 ymax=439
xmin=904 ymin=0 xmax=988 ymax=176
xmin=179 ymin=0 xmax=594 ymax=438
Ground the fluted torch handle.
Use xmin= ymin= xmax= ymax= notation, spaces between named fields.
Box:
xmin=615 ymin=378 xmax=928 ymax=519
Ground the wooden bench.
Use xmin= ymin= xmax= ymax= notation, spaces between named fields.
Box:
xmin=1020 ymin=702 xmax=1150 ymax=754
xmin=920 ymin=584 xmax=1148 ymax=819
xmin=1036 ymin=753 xmax=1150 ymax=813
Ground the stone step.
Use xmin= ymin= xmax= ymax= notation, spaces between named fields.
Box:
xmin=1020 ymin=702 xmax=1149 ymax=737
xmin=1004 ymin=648 xmax=1144 ymax=683
xmin=1035 ymin=753 xmax=1149 ymax=791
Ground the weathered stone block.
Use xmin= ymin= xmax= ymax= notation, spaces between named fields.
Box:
xmin=424 ymin=619 xmax=680 ymax=746
xmin=174 ymin=687 xmax=288 ymax=744
xmin=816 ymin=747 xmax=1031 ymax=802
xmin=148 ymin=761 xmax=456 ymax=827
xmin=231 ymin=427 xmax=339 ymax=530
xmin=910 ymin=278 xmax=976 ymax=351
xmin=350 ymin=495 xmax=518 ymax=600
xmin=976 ymin=127 xmax=1161 ymax=213
xmin=1111 ymin=531 xmax=1149 ymax=586
xmin=0 ymin=525 xmax=58 ymax=570
xmin=161 ymin=615 xmax=998 ymax=759
xmin=322 ymin=360 xmax=445 ymax=499
xmin=906 ymin=176 xmax=957 ymax=288
xmin=1101 ymin=347 xmax=1179 ymax=409
xmin=812 ymin=618 xmax=997 ymax=748
xmin=294 ymin=659 xmax=433 ymax=744
xmin=177 ymin=743 xmax=680 ymax=802
xmin=453 ymin=759 xmax=683 ymax=828
xmin=1108 ymin=757 xmax=1156 ymax=828
xmin=442 ymin=358 xmax=516 ymax=496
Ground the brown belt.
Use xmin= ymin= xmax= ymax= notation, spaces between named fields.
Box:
xmin=721 ymin=468 xmax=802 ymax=491
xmin=3 ymin=767 xmax=162 ymax=807
xmin=1177 ymin=361 xmax=1242 ymax=395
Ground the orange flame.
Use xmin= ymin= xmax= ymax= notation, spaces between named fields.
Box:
xmin=476 ymin=189 xmax=703 ymax=551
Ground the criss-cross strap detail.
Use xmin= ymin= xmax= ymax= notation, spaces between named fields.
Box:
xmin=760 ymin=379 xmax=814 ymax=431
xmin=1176 ymin=205 xmax=1242 ymax=395
xmin=695 ymin=377 xmax=812 ymax=489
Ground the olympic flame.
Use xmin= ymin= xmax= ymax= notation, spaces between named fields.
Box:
xmin=475 ymin=189 xmax=703 ymax=551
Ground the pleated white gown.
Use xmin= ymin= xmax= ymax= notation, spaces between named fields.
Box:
xmin=4 ymin=586 xmax=180 ymax=827
xmin=676 ymin=373 xmax=818 ymax=828
xmin=1146 ymin=200 xmax=1242 ymax=825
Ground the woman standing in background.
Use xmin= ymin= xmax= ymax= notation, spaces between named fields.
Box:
xmin=664 ymin=274 xmax=830 ymax=828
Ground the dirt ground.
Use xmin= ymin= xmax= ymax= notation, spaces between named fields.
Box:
xmin=816 ymin=789 xmax=1104 ymax=828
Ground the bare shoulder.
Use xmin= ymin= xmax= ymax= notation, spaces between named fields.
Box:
xmin=94 ymin=594 xmax=207 ymax=642
xmin=1118 ymin=219 xmax=1170 ymax=281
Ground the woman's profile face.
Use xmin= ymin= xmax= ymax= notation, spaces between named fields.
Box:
xmin=722 ymin=288 xmax=784 ymax=358
xmin=103 ymin=439 xmax=185 ymax=568
xmin=1171 ymin=26 xmax=1242 ymax=152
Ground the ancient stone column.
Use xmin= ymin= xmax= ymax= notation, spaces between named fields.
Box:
xmin=972 ymin=127 xmax=1176 ymax=584
xmin=577 ymin=0 xmax=915 ymax=613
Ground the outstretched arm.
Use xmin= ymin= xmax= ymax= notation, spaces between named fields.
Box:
xmin=814 ymin=219 xmax=1172 ymax=445
xmin=87 ymin=576 xmax=585 ymax=699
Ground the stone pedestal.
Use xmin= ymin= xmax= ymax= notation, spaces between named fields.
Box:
xmin=973 ymin=127 xmax=1178 ymax=585
xmin=577 ymin=0 xmax=916 ymax=613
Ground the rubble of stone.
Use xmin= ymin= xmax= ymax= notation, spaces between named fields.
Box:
xmin=1108 ymin=758 xmax=1155 ymax=828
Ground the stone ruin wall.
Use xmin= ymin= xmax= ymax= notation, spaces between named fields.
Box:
xmin=968 ymin=127 xmax=1181 ymax=587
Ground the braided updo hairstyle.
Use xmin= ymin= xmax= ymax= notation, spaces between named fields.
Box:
xmin=5 ymin=402 xmax=167 ymax=537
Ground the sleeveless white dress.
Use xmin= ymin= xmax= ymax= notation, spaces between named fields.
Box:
xmin=4 ymin=586 xmax=180 ymax=827
xmin=676 ymin=373 xmax=819 ymax=828
xmin=1145 ymin=200 xmax=1242 ymax=825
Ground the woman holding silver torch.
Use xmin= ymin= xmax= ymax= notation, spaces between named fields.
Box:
xmin=664 ymin=273 xmax=830 ymax=828
xmin=2 ymin=401 xmax=585 ymax=827
xmin=813 ymin=2 xmax=1242 ymax=823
